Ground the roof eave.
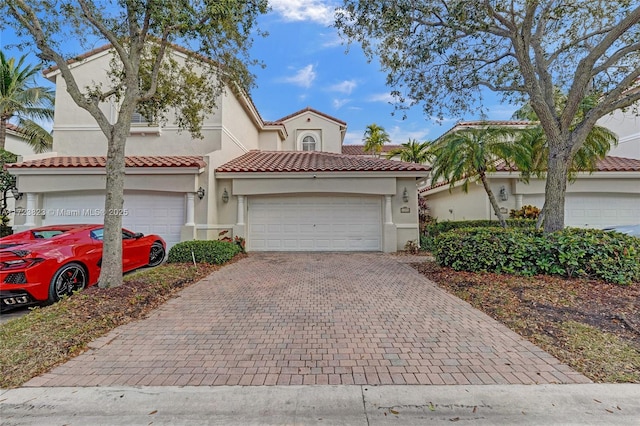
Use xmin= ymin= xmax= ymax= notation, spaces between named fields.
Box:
xmin=215 ymin=170 xmax=431 ymax=179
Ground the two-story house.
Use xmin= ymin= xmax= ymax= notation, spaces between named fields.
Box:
xmin=7 ymin=45 xmax=430 ymax=252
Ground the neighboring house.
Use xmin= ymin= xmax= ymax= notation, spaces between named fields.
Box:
xmin=341 ymin=144 xmax=402 ymax=157
xmin=2 ymin=123 xmax=44 ymax=223
xmin=421 ymin=120 xmax=640 ymax=228
xmin=7 ymin=45 xmax=429 ymax=252
xmin=598 ymin=104 xmax=640 ymax=160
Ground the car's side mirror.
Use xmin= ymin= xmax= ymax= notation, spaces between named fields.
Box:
xmin=134 ymin=232 xmax=144 ymax=239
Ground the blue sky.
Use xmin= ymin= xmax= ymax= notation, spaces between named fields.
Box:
xmin=1 ymin=0 xmax=518 ymax=144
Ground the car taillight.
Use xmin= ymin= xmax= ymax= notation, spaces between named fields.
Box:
xmin=0 ymin=258 xmax=44 ymax=271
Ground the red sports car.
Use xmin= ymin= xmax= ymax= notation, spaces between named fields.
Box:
xmin=0 ymin=224 xmax=166 ymax=311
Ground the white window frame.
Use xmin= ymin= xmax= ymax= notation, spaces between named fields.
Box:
xmin=302 ymin=135 xmax=316 ymax=151
xmin=297 ymin=130 xmax=321 ymax=152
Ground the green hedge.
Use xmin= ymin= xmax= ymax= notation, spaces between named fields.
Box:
xmin=421 ymin=219 xmax=536 ymax=251
xmin=0 ymin=225 xmax=12 ymax=238
xmin=167 ymin=240 xmax=242 ymax=265
xmin=433 ymin=227 xmax=640 ymax=285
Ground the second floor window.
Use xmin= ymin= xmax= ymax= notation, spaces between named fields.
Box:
xmin=131 ymin=111 xmax=149 ymax=125
xmin=302 ymin=135 xmax=316 ymax=151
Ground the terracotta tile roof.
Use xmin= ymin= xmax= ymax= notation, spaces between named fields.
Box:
xmin=422 ymin=156 xmax=640 ymax=193
xmin=493 ymin=156 xmax=640 ymax=172
xmin=6 ymin=156 xmax=206 ymax=169
xmin=341 ymin=144 xmax=402 ymax=155
xmin=454 ymin=120 xmax=535 ymax=128
xmin=274 ymin=107 xmax=347 ymax=126
xmin=216 ymin=151 xmax=431 ymax=173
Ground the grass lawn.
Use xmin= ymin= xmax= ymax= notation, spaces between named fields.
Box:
xmin=412 ymin=260 xmax=640 ymax=383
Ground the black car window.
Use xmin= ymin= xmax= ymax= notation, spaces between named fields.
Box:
xmin=32 ymin=230 xmax=65 ymax=239
xmin=90 ymin=229 xmax=104 ymax=241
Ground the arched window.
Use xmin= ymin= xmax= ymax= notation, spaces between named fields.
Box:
xmin=302 ymin=135 xmax=316 ymax=151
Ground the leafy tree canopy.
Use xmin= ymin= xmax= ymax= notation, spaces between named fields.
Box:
xmin=336 ymin=0 xmax=640 ymax=232
xmin=0 ymin=50 xmax=53 ymax=153
xmin=2 ymin=0 xmax=269 ymax=288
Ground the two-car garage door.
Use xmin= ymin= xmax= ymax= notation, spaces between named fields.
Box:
xmin=248 ymin=195 xmax=382 ymax=251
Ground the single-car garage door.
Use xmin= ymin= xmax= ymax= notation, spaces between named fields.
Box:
xmin=248 ymin=195 xmax=382 ymax=251
xmin=564 ymin=194 xmax=640 ymax=228
xmin=524 ymin=193 xmax=639 ymax=228
xmin=43 ymin=191 xmax=185 ymax=248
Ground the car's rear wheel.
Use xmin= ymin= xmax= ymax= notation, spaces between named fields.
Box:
xmin=148 ymin=242 xmax=166 ymax=267
xmin=48 ymin=262 xmax=87 ymax=303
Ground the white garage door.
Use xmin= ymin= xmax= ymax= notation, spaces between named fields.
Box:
xmin=523 ymin=193 xmax=639 ymax=228
xmin=248 ymin=195 xmax=382 ymax=251
xmin=565 ymin=194 xmax=640 ymax=228
xmin=43 ymin=191 xmax=185 ymax=248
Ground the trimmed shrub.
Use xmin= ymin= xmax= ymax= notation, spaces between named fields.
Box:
xmin=421 ymin=219 xmax=536 ymax=251
xmin=433 ymin=227 xmax=640 ymax=285
xmin=167 ymin=240 xmax=241 ymax=265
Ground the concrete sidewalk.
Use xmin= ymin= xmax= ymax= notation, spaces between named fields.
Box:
xmin=1 ymin=384 xmax=639 ymax=425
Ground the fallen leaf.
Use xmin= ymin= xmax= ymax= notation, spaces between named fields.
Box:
xmin=594 ymin=399 xmax=601 ymax=403
xmin=450 ymin=417 xmax=460 ymax=422
xmin=149 ymin=410 xmax=158 ymax=415
xmin=390 ymin=409 xmax=399 ymax=415
xmin=472 ymin=406 xmax=477 ymax=413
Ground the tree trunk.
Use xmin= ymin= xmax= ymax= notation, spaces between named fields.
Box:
xmin=536 ymin=201 xmax=545 ymax=231
xmin=543 ymin=144 xmax=570 ymax=233
xmin=0 ymin=118 xmax=7 ymax=151
xmin=480 ymin=173 xmax=507 ymax=228
xmin=98 ymin=128 xmax=127 ymax=288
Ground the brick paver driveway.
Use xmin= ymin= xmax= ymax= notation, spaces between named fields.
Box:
xmin=27 ymin=253 xmax=589 ymax=387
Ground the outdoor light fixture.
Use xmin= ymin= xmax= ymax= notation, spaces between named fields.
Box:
xmin=499 ymin=186 xmax=508 ymax=201
xmin=221 ymin=188 xmax=229 ymax=203
xmin=402 ymin=187 xmax=409 ymax=203
xmin=196 ymin=187 xmax=206 ymax=200
xmin=10 ymin=187 xmax=23 ymax=201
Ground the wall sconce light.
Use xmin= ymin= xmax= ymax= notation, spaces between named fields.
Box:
xmin=499 ymin=186 xmax=508 ymax=201
xmin=196 ymin=187 xmax=206 ymax=200
xmin=221 ymin=188 xmax=229 ymax=203
xmin=10 ymin=187 xmax=23 ymax=200
xmin=402 ymin=187 xmax=409 ymax=203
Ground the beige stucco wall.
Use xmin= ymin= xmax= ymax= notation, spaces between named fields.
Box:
xmin=424 ymin=174 xmax=640 ymax=223
xmin=598 ymin=106 xmax=640 ymax=160
xmin=220 ymin=90 xmax=261 ymax=153
xmin=49 ymin=49 xmax=231 ymax=157
xmin=280 ymin=111 xmax=344 ymax=153
xmin=258 ymin=131 xmax=282 ymax=151
xmin=423 ymin=178 xmax=516 ymax=223
xmin=393 ymin=177 xmax=421 ymax=249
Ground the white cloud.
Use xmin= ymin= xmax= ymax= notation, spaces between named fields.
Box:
xmin=320 ymin=32 xmax=343 ymax=48
xmin=333 ymin=98 xmax=350 ymax=109
xmin=328 ymin=79 xmax=357 ymax=94
xmin=270 ymin=0 xmax=337 ymax=25
xmin=281 ymin=64 xmax=317 ymax=88
xmin=368 ymin=92 xmax=396 ymax=103
xmin=343 ymin=124 xmax=431 ymax=146
xmin=387 ymin=125 xmax=432 ymax=144
xmin=343 ymin=130 xmax=364 ymax=145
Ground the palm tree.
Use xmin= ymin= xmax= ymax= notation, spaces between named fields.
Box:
xmin=429 ymin=125 xmax=530 ymax=228
xmin=386 ymin=138 xmax=433 ymax=164
xmin=362 ymin=123 xmax=390 ymax=157
xmin=0 ymin=50 xmax=54 ymax=153
xmin=513 ymin=90 xmax=617 ymax=228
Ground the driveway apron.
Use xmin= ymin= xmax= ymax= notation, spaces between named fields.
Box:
xmin=25 ymin=253 xmax=590 ymax=387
